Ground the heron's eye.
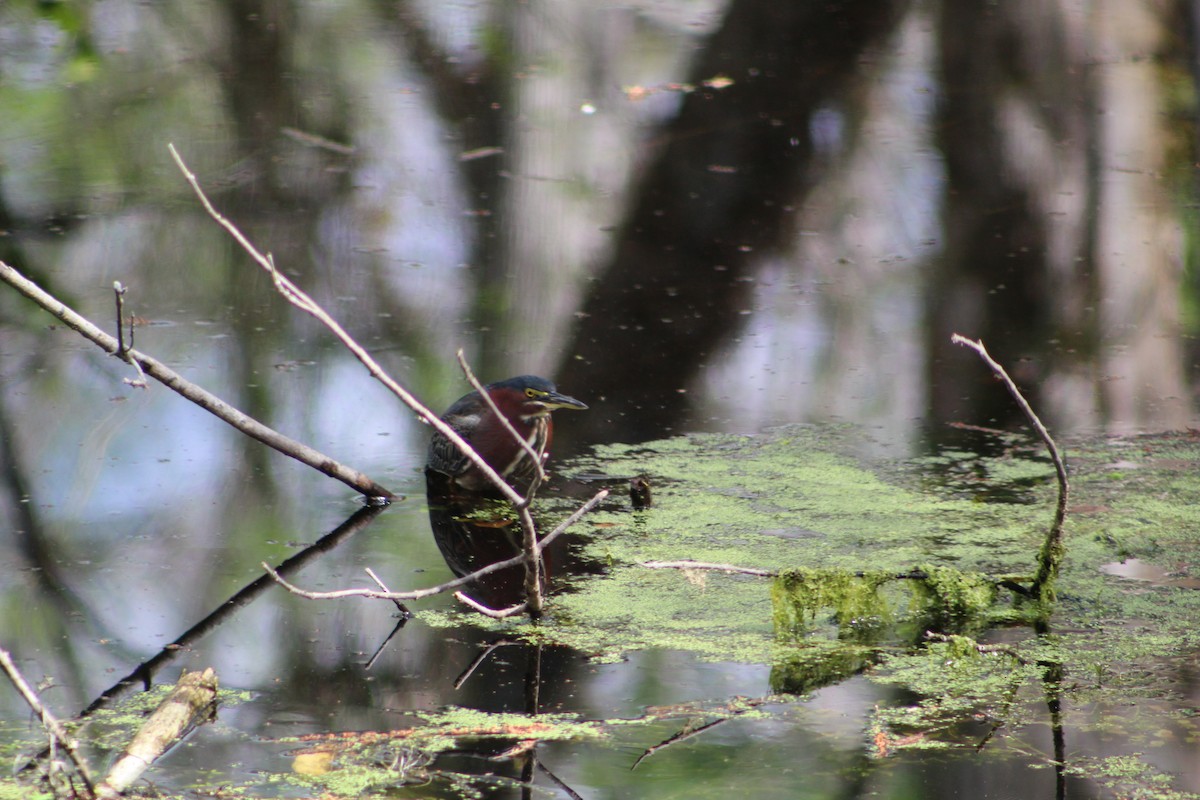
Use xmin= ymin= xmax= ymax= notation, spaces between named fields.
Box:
xmin=525 ymin=388 xmax=541 ymax=399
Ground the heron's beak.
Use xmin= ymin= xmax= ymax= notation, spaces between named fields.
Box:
xmin=544 ymin=391 xmax=588 ymax=411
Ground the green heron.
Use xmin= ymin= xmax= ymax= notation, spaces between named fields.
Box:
xmin=426 ymin=375 xmax=587 ymax=491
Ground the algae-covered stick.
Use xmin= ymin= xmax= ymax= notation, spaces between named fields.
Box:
xmin=97 ymin=668 xmax=218 ymax=798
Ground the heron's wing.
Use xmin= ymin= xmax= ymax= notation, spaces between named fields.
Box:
xmin=426 ymin=408 xmax=481 ymax=477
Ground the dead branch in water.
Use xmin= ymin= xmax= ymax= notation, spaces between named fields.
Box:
xmin=641 ymin=560 xmax=778 ymax=576
xmin=950 ymin=333 xmax=1069 ymax=600
xmin=0 ymin=646 xmax=97 ymax=798
xmin=0 ymin=261 xmax=392 ymax=500
xmin=96 ymin=668 xmax=219 ymax=799
xmin=265 ymin=489 xmax=608 ymax=605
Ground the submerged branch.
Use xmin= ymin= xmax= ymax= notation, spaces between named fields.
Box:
xmin=631 ymin=696 xmax=776 ymax=770
xmin=641 ymin=561 xmax=946 ymax=582
xmin=641 ymin=560 xmax=778 ymax=576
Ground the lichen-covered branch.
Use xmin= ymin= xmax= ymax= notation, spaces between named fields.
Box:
xmin=96 ymin=669 xmax=219 ymax=798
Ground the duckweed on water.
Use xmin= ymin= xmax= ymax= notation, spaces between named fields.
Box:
xmin=8 ymin=428 xmax=1200 ymax=798
xmin=532 ymin=427 xmax=1046 ymax=663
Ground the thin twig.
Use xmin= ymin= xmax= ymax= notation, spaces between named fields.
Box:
xmin=949 ymin=334 xmax=1068 ymax=502
xmin=112 ymin=281 xmax=147 ymax=388
xmin=365 ymin=568 xmax=411 ymax=616
xmin=0 ymin=260 xmax=392 ymax=499
xmin=456 ymin=349 xmax=547 ymax=486
xmin=113 ymin=281 xmax=127 ymax=356
xmin=950 ymin=334 xmax=1069 ymax=598
xmin=538 ymin=488 xmax=608 ymax=550
xmin=641 ymin=560 xmax=778 ymax=577
xmin=265 ymin=489 xmax=608 ymax=602
xmin=0 ymin=647 xmax=96 ymax=797
xmin=454 ymin=593 xmax=528 ymax=618
xmin=168 ymin=144 xmax=523 ymax=507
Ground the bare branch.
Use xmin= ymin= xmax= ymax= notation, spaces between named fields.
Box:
xmin=950 ymin=333 xmax=1069 ymax=598
xmin=538 ymin=488 xmax=609 ymax=549
xmin=365 ymin=567 xmax=411 ymax=616
xmin=0 ymin=261 xmax=392 ymax=500
xmin=641 ymin=560 xmax=778 ymax=577
xmin=113 ymin=281 xmax=127 ymax=356
xmin=454 ymin=593 xmax=528 ymax=618
xmin=113 ymin=281 xmax=148 ymax=389
xmin=949 ymin=334 xmax=1068 ymax=501
xmin=168 ymin=144 xmax=525 ymax=507
xmin=516 ymin=504 xmax=544 ymax=617
xmin=0 ymin=647 xmax=96 ymax=797
xmin=265 ymin=488 xmax=609 ymax=603
xmin=456 ymin=349 xmax=548 ymax=486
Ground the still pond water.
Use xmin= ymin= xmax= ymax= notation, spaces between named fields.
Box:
xmin=4 ymin=1 xmax=1200 ymax=798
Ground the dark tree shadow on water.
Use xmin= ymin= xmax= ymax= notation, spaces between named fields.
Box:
xmin=557 ymin=0 xmax=910 ymax=447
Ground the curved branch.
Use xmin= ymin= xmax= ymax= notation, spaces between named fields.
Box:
xmin=951 ymin=333 xmax=1069 ymax=599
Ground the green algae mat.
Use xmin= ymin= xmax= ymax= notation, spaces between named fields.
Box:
xmin=402 ymin=426 xmax=1200 ymax=798
xmin=6 ymin=426 xmax=1200 ymax=799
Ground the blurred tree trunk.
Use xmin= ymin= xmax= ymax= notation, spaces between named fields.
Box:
xmin=218 ymin=0 xmax=348 ymax=499
xmin=928 ymin=0 xmax=1096 ymax=433
xmin=1088 ymin=0 xmax=1189 ymax=432
xmin=928 ymin=0 xmax=1189 ymax=436
xmin=383 ymin=0 xmax=510 ymax=365
xmin=385 ymin=1 xmax=631 ymax=379
xmin=557 ymin=0 xmax=908 ymax=446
